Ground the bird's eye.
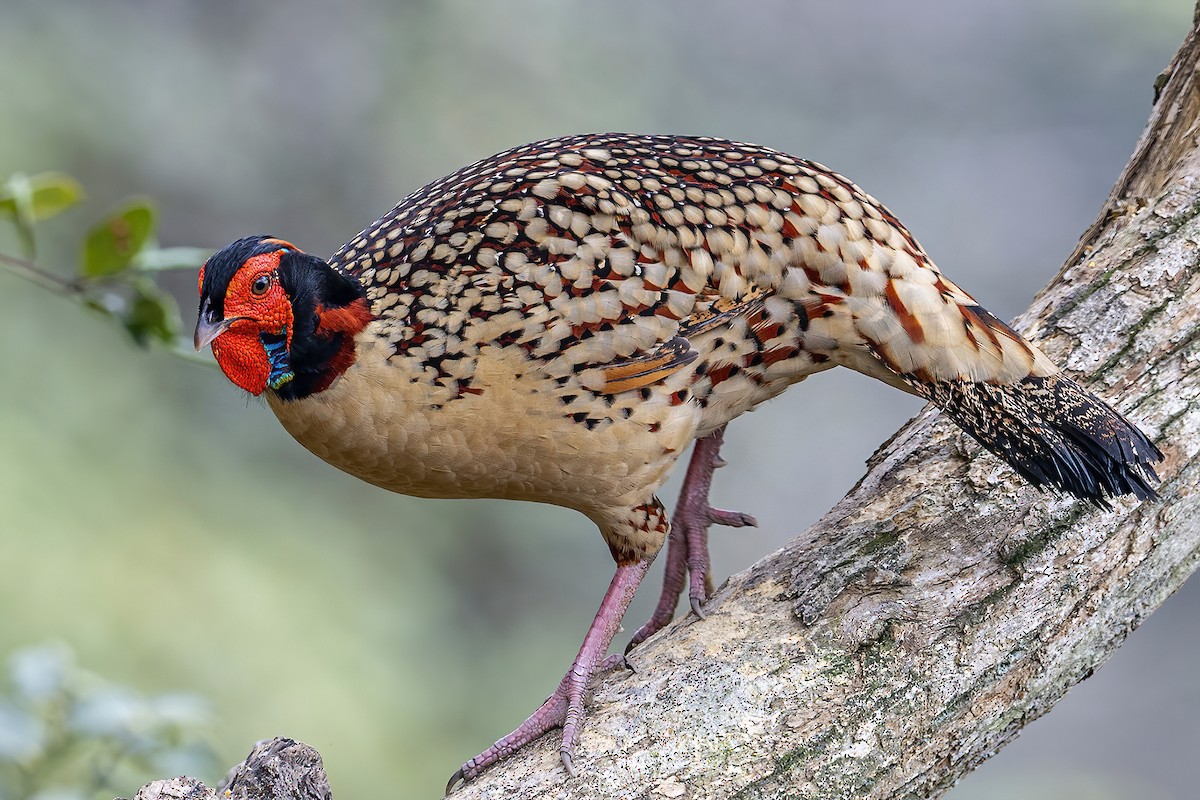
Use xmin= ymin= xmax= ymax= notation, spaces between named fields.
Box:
xmin=251 ymin=274 xmax=273 ymax=296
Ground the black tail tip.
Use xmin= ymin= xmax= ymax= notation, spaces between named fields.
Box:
xmin=918 ymin=373 xmax=1164 ymax=510
xmin=999 ymin=376 xmax=1163 ymax=509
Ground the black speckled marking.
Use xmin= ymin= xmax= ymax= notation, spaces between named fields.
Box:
xmin=911 ymin=374 xmax=1162 ymax=506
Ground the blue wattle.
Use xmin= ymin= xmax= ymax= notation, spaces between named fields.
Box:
xmin=261 ymin=330 xmax=295 ymax=390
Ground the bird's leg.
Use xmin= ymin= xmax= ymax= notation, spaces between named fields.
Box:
xmin=625 ymin=425 xmax=757 ymax=653
xmin=448 ymin=557 xmax=653 ymax=791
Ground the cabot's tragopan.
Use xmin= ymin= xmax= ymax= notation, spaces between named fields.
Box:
xmin=193 ymin=133 xmax=1162 ymax=789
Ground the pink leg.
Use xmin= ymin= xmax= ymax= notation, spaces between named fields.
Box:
xmin=626 ymin=426 xmax=756 ymax=653
xmin=447 ymin=558 xmax=653 ymax=791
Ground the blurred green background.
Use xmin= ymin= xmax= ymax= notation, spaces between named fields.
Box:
xmin=1 ymin=1 xmax=1196 ymax=798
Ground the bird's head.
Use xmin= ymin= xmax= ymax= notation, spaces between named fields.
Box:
xmin=195 ymin=235 xmax=371 ymax=400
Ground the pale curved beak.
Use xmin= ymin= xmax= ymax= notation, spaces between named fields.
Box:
xmin=194 ymin=299 xmax=247 ymax=350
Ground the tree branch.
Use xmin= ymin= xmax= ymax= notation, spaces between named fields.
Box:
xmin=131 ymin=9 xmax=1200 ymax=800
xmin=0 ymin=251 xmax=86 ymax=297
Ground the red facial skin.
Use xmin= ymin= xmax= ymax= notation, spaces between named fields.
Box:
xmin=205 ymin=251 xmax=294 ymax=395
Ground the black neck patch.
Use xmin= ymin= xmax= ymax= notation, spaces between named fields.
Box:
xmin=274 ymin=251 xmax=366 ymax=401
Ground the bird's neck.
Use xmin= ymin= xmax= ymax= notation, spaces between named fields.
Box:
xmin=272 ymin=279 xmax=373 ymax=402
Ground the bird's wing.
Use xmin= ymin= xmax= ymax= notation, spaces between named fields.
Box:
xmin=331 ymin=132 xmax=1055 ymax=397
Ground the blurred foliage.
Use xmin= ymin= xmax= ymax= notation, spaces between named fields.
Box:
xmin=0 ymin=172 xmax=204 ymax=352
xmin=0 ymin=643 xmax=214 ymax=800
xmin=0 ymin=173 xmax=84 ymax=256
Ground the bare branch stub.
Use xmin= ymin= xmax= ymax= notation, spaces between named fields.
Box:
xmin=221 ymin=738 xmax=333 ymax=800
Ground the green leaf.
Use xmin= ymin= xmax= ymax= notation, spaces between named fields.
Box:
xmin=122 ymin=282 xmax=179 ymax=347
xmin=132 ymin=246 xmax=211 ymax=272
xmin=1 ymin=173 xmax=37 ymax=256
xmin=0 ymin=172 xmax=85 ymax=221
xmin=28 ymin=173 xmax=83 ymax=219
xmin=81 ymin=201 xmax=156 ymax=277
xmin=0 ymin=173 xmax=31 ymax=217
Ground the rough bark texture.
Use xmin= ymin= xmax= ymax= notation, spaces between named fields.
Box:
xmin=132 ymin=9 xmax=1200 ymax=800
xmin=126 ymin=739 xmax=332 ymax=800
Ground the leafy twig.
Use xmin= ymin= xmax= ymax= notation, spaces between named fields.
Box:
xmin=2 ymin=171 xmax=220 ymax=364
xmin=0 ymin=250 xmax=85 ymax=297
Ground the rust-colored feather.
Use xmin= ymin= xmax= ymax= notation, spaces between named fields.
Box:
xmin=599 ymin=336 xmax=698 ymax=394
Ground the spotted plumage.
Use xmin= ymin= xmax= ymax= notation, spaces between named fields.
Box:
xmin=193 ymin=133 xmax=1162 ymax=788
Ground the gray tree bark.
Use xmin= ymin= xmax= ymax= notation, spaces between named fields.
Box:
xmin=133 ymin=8 xmax=1200 ymax=800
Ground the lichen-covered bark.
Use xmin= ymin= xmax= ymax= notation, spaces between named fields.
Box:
xmin=133 ymin=9 xmax=1200 ymax=800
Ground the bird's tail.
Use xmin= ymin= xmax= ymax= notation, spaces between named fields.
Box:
xmin=909 ymin=373 xmax=1163 ymax=507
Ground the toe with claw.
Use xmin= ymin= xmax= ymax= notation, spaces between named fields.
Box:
xmin=447 ymin=559 xmax=653 ymax=791
xmin=627 ymin=424 xmax=757 ymax=652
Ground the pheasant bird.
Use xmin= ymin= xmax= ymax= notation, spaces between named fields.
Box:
xmin=193 ymin=133 xmax=1162 ymax=788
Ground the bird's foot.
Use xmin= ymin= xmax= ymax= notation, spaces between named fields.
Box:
xmin=681 ymin=502 xmax=757 ymax=620
xmin=626 ymin=425 xmax=757 ymax=654
xmin=447 ymin=560 xmax=652 ymax=792
xmin=447 ymin=672 xmax=572 ymax=792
